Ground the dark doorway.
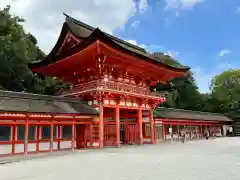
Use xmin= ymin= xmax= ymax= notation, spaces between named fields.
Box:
xmin=76 ymin=124 xmax=87 ymax=149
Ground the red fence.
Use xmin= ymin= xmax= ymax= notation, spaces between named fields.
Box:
xmin=0 ymin=113 xmax=95 ymax=156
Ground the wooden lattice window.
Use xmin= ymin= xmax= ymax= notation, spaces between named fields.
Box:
xmin=62 ymin=126 xmax=72 ymax=138
xmin=0 ymin=126 xmax=10 ymax=141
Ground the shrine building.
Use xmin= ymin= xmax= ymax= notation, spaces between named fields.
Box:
xmin=0 ymin=14 xmax=232 ymax=157
xmin=29 ymin=13 xmax=190 ymax=149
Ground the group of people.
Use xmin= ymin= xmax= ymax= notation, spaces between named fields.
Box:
xmin=177 ymin=126 xmax=234 ymax=143
xmin=178 ymin=131 xmax=210 ymax=143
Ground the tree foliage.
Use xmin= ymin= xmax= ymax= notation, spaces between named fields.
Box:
xmin=154 ymin=53 xmax=239 ymax=122
xmin=0 ymin=5 xmax=65 ymax=95
xmin=156 ymin=71 xmax=203 ymax=111
xmin=210 ymin=69 xmax=240 ymax=121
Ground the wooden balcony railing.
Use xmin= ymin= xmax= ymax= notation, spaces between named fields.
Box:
xmin=57 ymin=80 xmax=151 ymax=96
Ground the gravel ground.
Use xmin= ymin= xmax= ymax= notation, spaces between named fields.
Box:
xmin=0 ymin=137 xmax=240 ymax=180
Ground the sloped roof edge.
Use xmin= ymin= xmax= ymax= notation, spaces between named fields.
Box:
xmin=0 ymin=90 xmax=98 ymax=115
xmin=30 ymin=26 xmax=189 ymax=72
xmin=154 ymin=107 xmax=232 ymax=122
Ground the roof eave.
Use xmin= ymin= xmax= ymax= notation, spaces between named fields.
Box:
xmin=29 ymin=23 xmax=189 ymax=72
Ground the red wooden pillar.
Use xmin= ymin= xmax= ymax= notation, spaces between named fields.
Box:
xmin=24 ymin=116 xmax=29 ymax=156
xmin=84 ymin=124 xmax=88 ymax=148
xmin=138 ymin=108 xmax=143 ymax=145
xmin=115 ymin=107 xmax=120 ymax=148
xmin=99 ymin=103 xmax=104 ymax=148
xmin=50 ymin=119 xmax=54 ymax=152
xmin=11 ymin=125 xmax=16 ymax=154
xmin=149 ymin=109 xmax=155 ymax=144
xmin=71 ymin=117 xmax=75 ymax=151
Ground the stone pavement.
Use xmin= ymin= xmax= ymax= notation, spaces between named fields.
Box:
xmin=0 ymin=137 xmax=240 ymax=180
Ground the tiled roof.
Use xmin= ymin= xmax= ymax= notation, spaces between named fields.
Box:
xmin=0 ymin=90 xmax=98 ymax=115
xmin=65 ymin=14 xmax=187 ymax=69
xmin=29 ymin=13 xmax=189 ymax=72
xmin=153 ymin=107 xmax=232 ymax=122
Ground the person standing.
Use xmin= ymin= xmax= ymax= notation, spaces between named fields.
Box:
xmin=180 ymin=131 xmax=185 ymax=143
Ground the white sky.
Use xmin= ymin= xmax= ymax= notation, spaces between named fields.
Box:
xmin=0 ymin=0 xmax=147 ymax=53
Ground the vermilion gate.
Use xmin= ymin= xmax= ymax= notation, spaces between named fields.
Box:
xmin=122 ymin=122 xmax=139 ymax=145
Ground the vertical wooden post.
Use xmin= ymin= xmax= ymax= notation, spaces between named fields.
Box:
xmin=177 ymin=124 xmax=180 ymax=140
xmin=99 ymin=103 xmax=104 ymax=148
xmin=149 ymin=109 xmax=155 ymax=144
xmin=162 ymin=122 xmax=165 ymax=140
xmin=71 ymin=117 xmax=75 ymax=151
xmin=15 ymin=126 xmax=18 ymax=141
xmin=57 ymin=126 xmax=61 ymax=149
xmin=84 ymin=124 xmax=88 ymax=148
xmin=189 ymin=125 xmax=192 ymax=140
xmin=209 ymin=124 xmax=212 ymax=137
xmin=24 ymin=115 xmax=29 ymax=156
xmin=170 ymin=123 xmax=173 ymax=140
xmin=115 ymin=107 xmax=120 ymax=148
xmin=138 ymin=108 xmax=143 ymax=145
xmin=50 ymin=116 xmax=54 ymax=152
xmin=36 ymin=125 xmax=40 ymax=152
xmin=39 ymin=126 xmax=42 ymax=139
xmin=11 ymin=125 xmax=16 ymax=154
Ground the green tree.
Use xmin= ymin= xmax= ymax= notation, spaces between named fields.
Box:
xmin=210 ymin=69 xmax=240 ymax=121
xmin=172 ymin=72 xmax=203 ymax=111
xmin=156 ymin=70 xmax=203 ymax=111
xmin=0 ymin=5 xmax=42 ymax=92
xmin=0 ymin=5 xmax=67 ymax=95
xmin=152 ymin=52 xmax=201 ymax=109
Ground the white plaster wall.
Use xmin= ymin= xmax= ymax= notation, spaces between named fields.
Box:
xmin=0 ymin=141 xmax=75 ymax=156
xmin=0 ymin=144 xmax=11 ymax=154
xmin=60 ymin=141 xmax=72 ymax=149
xmin=143 ymin=139 xmax=151 ymax=142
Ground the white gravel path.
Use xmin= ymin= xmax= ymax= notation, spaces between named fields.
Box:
xmin=0 ymin=137 xmax=240 ymax=180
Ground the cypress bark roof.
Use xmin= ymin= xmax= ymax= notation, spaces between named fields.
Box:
xmin=0 ymin=90 xmax=98 ymax=115
xmin=29 ymin=14 xmax=189 ymax=72
xmin=65 ymin=14 xmax=147 ymax=55
xmin=153 ymin=107 xmax=232 ymax=122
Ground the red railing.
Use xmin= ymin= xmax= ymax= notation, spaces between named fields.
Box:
xmin=57 ymin=79 xmax=150 ymax=96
